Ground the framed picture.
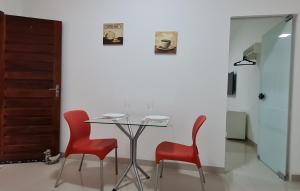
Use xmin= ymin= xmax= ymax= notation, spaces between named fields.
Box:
xmin=155 ymin=31 xmax=178 ymax=54
xmin=103 ymin=23 xmax=124 ymax=45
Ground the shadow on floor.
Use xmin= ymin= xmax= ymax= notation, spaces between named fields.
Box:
xmin=51 ymin=159 xmax=227 ymax=191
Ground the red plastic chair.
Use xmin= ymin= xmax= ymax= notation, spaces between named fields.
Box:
xmin=54 ymin=110 xmax=118 ymax=191
xmin=154 ymin=115 xmax=206 ymax=191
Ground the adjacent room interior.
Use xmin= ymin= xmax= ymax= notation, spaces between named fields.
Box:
xmin=226 ymin=15 xmax=294 ymax=181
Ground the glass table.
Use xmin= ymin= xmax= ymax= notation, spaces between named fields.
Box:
xmin=86 ymin=115 xmax=169 ymax=191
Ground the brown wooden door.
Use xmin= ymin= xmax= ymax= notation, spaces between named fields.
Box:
xmin=0 ymin=12 xmax=61 ymax=162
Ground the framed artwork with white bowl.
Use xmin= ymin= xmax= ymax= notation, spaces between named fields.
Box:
xmin=103 ymin=23 xmax=124 ymax=45
xmin=155 ymin=31 xmax=178 ymax=54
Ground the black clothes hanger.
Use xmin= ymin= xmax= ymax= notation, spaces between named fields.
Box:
xmin=234 ymin=56 xmax=256 ymax=66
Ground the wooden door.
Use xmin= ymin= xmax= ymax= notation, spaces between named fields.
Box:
xmin=0 ymin=12 xmax=62 ymax=162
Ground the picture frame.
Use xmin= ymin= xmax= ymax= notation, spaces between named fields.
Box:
xmin=155 ymin=31 xmax=178 ymax=54
xmin=103 ymin=23 xmax=124 ymax=45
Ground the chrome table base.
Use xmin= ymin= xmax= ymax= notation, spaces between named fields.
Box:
xmin=112 ymin=120 xmax=150 ymax=191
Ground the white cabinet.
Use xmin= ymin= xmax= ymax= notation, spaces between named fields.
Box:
xmin=226 ymin=111 xmax=247 ymax=140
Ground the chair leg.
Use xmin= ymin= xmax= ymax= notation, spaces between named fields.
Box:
xmin=78 ymin=154 xmax=85 ymax=171
xmin=160 ymin=160 xmax=164 ymax=178
xmin=54 ymin=157 xmax=67 ymax=188
xmin=198 ymin=167 xmax=205 ymax=183
xmin=154 ymin=164 xmax=160 ymax=191
xmin=115 ymin=148 xmax=118 ymax=175
xmin=100 ymin=160 xmax=104 ymax=191
xmin=198 ymin=167 xmax=206 ymax=191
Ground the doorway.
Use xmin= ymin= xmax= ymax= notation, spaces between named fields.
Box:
xmin=225 ymin=15 xmax=295 ymax=180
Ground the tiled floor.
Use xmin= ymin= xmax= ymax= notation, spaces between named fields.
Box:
xmin=0 ymin=141 xmax=299 ymax=191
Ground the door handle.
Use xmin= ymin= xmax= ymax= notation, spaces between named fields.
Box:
xmin=48 ymin=84 xmax=60 ymax=97
xmin=258 ymin=93 xmax=265 ymax=100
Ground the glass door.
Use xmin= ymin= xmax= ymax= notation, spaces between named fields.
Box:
xmin=258 ymin=16 xmax=294 ymax=180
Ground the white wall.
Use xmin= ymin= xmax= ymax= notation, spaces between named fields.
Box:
xmin=1 ymin=0 xmax=300 ymax=175
xmin=227 ymin=17 xmax=282 ymax=144
xmin=19 ymin=0 xmax=229 ymax=169
xmin=0 ymin=0 xmax=23 ymax=15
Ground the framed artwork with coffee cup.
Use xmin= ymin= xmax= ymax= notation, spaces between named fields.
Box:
xmin=103 ymin=23 xmax=124 ymax=45
xmin=155 ymin=31 xmax=178 ymax=54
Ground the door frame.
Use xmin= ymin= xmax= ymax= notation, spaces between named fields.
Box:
xmin=286 ymin=14 xmax=297 ymax=180
xmin=225 ymin=14 xmax=297 ymax=180
xmin=0 ymin=11 xmax=5 ymax=161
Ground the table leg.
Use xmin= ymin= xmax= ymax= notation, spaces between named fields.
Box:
xmin=132 ymin=128 xmax=144 ymax=191
xmin=133 ymin=163 xmax=144 ymax=191
xmin=113 ymin=122 xmax=149 ymax=191
xmin=137 ymin=165 xmax=150 ymax=179
xmin=113 ymin=138 xmax=134 ymax=191
xmin=113 ymin=161 xmax=133 ymax=190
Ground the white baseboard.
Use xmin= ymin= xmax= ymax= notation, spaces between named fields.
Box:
xmin=67 ymin=154 xmax=224 ymax=173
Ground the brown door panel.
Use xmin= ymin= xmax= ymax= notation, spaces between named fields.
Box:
xmin=6 ymin=33 xmax=55 ymax=45
xmin=4 ymin=72 xmax=53 ymax=80
xmin=4 ymin=98 xmax=53 ymax=108
xmin=4 ymin=125 xmax=55 ymax=135
xmin=0 ymin=11 xmax=5 ymax=161
xmin=5 ymin=44 xmax=55 ymax=54
xmin=0 ymin=13 xmax=61 ymax=162
xmin=4 ymin=89 xmax=54 ymax=98
xmin=3 ymin=108 xmax=53 ymax=116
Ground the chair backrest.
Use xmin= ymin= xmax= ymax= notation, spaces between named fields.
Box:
xmin=64 ymin=110 xmax=91 ymax=144
xmin=192 ymin=115 xmax=206 ymax=151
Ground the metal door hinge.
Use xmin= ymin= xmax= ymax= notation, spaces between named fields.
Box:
xmin=285 ymin=15 xmax=293 ymax=22
xmin=277 ymin=171 xmax=288 ymax=181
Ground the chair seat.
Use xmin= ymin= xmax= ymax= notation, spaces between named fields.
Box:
xmin=156 ymin=141 xmax=195 ymax=164
xmin=154 ymin=115 xmax=206 ymax=191
xmin=71 ymin=138 xmax=117 ymax=160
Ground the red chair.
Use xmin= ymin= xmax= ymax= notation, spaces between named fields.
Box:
xmin=54 ymin=110 xmax=118 ymax=191
xmin=154 ymin=115 xmax=206 ymax=190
